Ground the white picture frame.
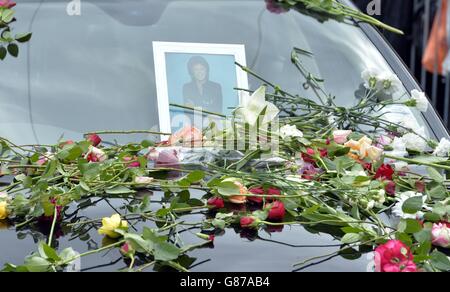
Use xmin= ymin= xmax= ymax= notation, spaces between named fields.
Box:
xmin=153 ymin=41 xmax=249 ymax=138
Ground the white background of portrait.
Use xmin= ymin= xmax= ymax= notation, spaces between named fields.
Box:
xmin=153 ymin=41 xmax=249 ymax=138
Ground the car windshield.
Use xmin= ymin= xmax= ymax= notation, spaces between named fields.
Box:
xmin=0 ymin=0 xmax=431 ymax=145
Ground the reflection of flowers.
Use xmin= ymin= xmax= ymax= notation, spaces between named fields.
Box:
xmin=374 ymin=240 xmax=417 ymax=272
xmin=0 ymin=201 xmax=8 ymax=220
xmin=98 ymin=214 xmax=128 ymax=239
xmin=265 ymin=0 xmax=288 ymax=14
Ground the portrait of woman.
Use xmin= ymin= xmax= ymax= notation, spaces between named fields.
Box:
xmin=183 ymin=56 xmax=223 ymax=113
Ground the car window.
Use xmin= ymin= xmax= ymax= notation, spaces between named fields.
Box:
xmin=0 ymin=0 xmax=431 ymax=144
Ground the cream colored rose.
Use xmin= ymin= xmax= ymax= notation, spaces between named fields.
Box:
xmin=98 ymin=214 xmax=128 ymax=239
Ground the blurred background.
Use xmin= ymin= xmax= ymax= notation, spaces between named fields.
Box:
xmin=353 ymin=0 xmax=450 ymax=129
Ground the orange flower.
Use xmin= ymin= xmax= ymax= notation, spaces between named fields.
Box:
xmin=228 ymin=181 xmax=248 ymax=204
xmin=344 ymin=136 xmax=383 ymax=161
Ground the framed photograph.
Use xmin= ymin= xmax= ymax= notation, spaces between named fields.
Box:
xmin=153 ymin=41 xmax=249 ymax=136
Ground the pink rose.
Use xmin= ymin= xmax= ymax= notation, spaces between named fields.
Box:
xmin=207 ymin=197 xmax=225 ymax=209
xmin=155 ymin=149 xmax=179 ymax=168
xmin=86 ymin=146 xmax=107 ymax=162
xmin=240 ymin=216 xmax=256 ymax=229
xmin=432 ymin=222 xmax=450 ymax=248
xmin=333 ymin=130 xmax=352 ymax=144
xmin=0 ymin=0 xmax=16 ymax=9
xmin=168 ymin=126 xmax=203 ymax=147
xmin=374 ymin=240 xmax=417 ymax=272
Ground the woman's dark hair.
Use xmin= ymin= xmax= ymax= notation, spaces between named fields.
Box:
xmin=187 ymin=56 xmax=210 ymax=78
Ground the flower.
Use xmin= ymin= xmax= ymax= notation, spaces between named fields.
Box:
xmin=146 ymin=147 xmax=160 ymax=161
xmin=38 ymin=198 xmax=63 ymax=223
xmin=0 ymin=201 xmax=8 ymax=220
xmin=378 ymin=72 xmax=402 ymax=95
xmin=98 ymin=214 xmax=128 ymax=239
xmin=374 ymin=240 xmax=417 ymax=272
xmin=0 ymin=0 xmax=16 ymax=9
xmin=374 ymin=164 xmax=394 ymax=180
xmin=207 ymin=197 xmax=225 ymax=209
xmin=385 ymin=181 xmax=396 ymax=196
xmin=155 ymin=149 xmax=179 ymax=168
xmin=168 ymin=126 xmax=203 ymax=147
xmin=431 ymin=222 xmax=450 ymax=248
xmin=361 ymin=68 xmax=382 ymax=89
xmin=240 ymin=216 xmax=256 ymax=228
xmin=387 ymin=137 xmax=408 ymax=158
xmin=392 ymin=191 xmax=427 ymax=219
xmin=344 ymin=136 xmax=383 ymax=161
xmin=376 ymin=135 xmax=393 ymax=147
xmin=433 ymin=138 xmax=450 ymax=157
xmin=120 ymin=242 xmax=135 ymax=257
xmin=280 ymin=124 xmax=303 ymax=139
xmin=134 ymin=176 xmax=154 ymax=185
xmin=265 ymin=201 xmax=285 ymax=221
xmin=361 ymin=68 xmax=402 ymax=95
xmin=86 ymin=134 xmax=102 ymax=147
xmin=86 ymin=146 xmax=107 ymax=162
xmin=333 ymin=130 xmax=352 ymax=144
xmin=402 ymin=132 xmax=427 ymax=152
xmin=265 ymin=0 xmax=288 ymax=14
xmin=235 ymin=86 xmax=280 ymax=126
xmin=407 ymin=89 xmax=429 ymax=112
xmin=227 ymin=181 xmax=248 ymax=204
xmin=123 ymin=156 xmax=140 ymax=168
xmin=248 ymin=186 xmax=280 ymax=204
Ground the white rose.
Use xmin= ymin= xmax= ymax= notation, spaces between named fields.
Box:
xmin=386 ymin=137 xmax=408 ymax=158
xmin=432 ymin=138 xmax=450 ymax=157
xmin=280 ymin=124 xmax=303 ymax=139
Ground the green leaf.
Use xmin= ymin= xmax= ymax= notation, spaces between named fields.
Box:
xmin=402 ymin=196 xmax=424 ymax=214
xmin=43 ymin=159 xmax=58 ymax=178
xmin=153 ymin=242 xmax=181 ymax=261
xmin=430 ymin=250 xmax=450 ymax=271
xmin=427 ymin=182 xmax=448 ymax=200
xmin=398 ymin=219 xmax=422 ymax=234
xmin=217 ymin=181 xmax=240 ymax=196
xmin=427 ymin=167 xmax=444 ymax=183
xmin=186 ymin=170 xmax=205 ymax=183
xmin=1 ymin=9 xmax=15 ymax=22
xmin=7 ymin=43 xmax=18 ymax=58
xmin=0 ymin=46 xmax=6 ymax=60
xmin=38 ymin=242 xmax=61 ymax=262
xmin=105 ymin=186 xmax=135 ymax=195
xmin=341 ymin=233 xmax=361 ymax=244
xmin=414 ymin=223 xmax=432 ymax=244
xmin=15 ymin=32 xmax=32 ymax=43
xmin=59 ymin=248 xmax=78 ymax=263
xmin=24 ymin=256 xmax=51 ymax=272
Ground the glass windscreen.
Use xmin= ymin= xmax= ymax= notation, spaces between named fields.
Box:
xmin=0 ymin=0 xmax=431 ymax=144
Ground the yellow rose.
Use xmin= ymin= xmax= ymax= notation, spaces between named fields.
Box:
xmin=98 ymin=214 xmax=128 ymax=239
xmin=367 ymin=145 xmax=383 ymax=161
xmin=0 ymin=201 xmax=8 ymax=220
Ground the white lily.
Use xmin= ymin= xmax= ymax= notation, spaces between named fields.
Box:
xmin=236 ymin=86 xmax=279 ymax=127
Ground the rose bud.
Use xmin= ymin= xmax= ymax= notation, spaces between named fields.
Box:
xmin=248 ymin=187 xmax=281 ymax=204
xmin=207 ymin=197 xmax=225 ymax=209
xmin=265 ymin=201 xmax=285 ymax=221
xmin=86 ymin=134 xmax=102 ymax=147
xmin=86 ymin=146 xmax=107 ymax=162
xmin=120 ymin=242 xmax=135 ymax=257
xmin=431 ymin=222 xmax=450 ymax=248
xmin=240 ymin=216 xmax=256 ymax=229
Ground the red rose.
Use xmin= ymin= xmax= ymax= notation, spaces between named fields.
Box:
xmin=265 ymin=201 xmax=285 ymax=221
xmin=374 ymin=164 xmax=394 ymax=180
xmin=207 ymin=197 xmax=225 ymax=209
xmin=374 ymin=240 xmax=417 ymax=272
xmin=385 ymin=181 xmax=396 ymax=196
xmin=208 ymin=235 xmax=215 ymax=242
xmin=86 ymin=134 xmax=102 ymax=147
xmin=240 ymin=216 xmax=255 ymax=228
xmin=248 ymin=187 xmax=281 ymax=204
xmin=319 ymin=148 xmax=328 ymax=158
